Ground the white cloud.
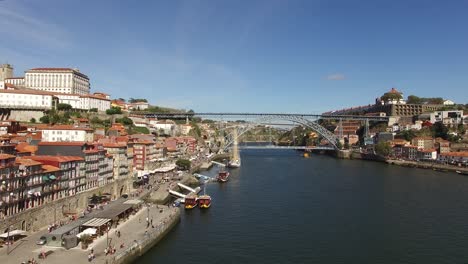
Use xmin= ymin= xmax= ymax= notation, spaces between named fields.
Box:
xmin=0 ymin=4 xmax=70 ymax=50
xmin=326 ymin=73 xmax=346 ymax=81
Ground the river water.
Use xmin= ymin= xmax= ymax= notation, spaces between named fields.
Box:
xmin=140 ymin=150 xmax=468 ymax=263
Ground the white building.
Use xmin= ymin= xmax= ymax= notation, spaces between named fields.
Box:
xmin=0 ymin=88 xmax=57 ymax=109
xmin=430 ymin=110 xmax=463 ymax=125
xmin=79 ymin=94 xmax=111 ymax=112
xmin=443 ymin=99 xmax=455 ymax=105
xmin=4 ymin=77 xmax=25 ymax=87
xmin=54 ymin=93 xmax=111 ymax=112
xmin=40 ymin=125 xmax=94 ymax=142
xmin=129 ymin=101 xmax=149 ymax=110
xmin=25 ymin=68 xmax=90 ymax=95
xmin=178 ymin=124 xmax=192 ymax=135
xmin=151 ymin=120 xmax=176 ymax=135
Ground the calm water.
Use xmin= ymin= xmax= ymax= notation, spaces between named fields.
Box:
xmin=140 ymin=150 xmax=468 ymax=264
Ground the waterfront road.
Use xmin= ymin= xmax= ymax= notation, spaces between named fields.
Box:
xmin=0 ymin=202 xmax=178 ymax=264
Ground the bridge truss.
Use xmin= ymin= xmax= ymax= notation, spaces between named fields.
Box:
xmin=142 ymin=112 xmax=389 ymax=151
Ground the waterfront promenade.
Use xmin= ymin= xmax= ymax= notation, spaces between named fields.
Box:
xmin=0 ymin=202 xmax=179 ymax=264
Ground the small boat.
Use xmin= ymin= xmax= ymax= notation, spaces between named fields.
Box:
xmin=456 ymin=170 xmax=468 ymax=176
xmin=217 ymin=170 xmax=230 ymax=182
xmin=228 ymin=159 xmax=241 ymax=168
xmin=198 ymin=195 xmax=212 ymax=209
xmin=184 ymin=194 xmax=198 ymax=209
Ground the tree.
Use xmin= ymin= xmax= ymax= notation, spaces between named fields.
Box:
xmin=30 ymin=118 xmax=36 ymax=123
xmin=57 ymin=103 xmax=72 ymax=111
xmin=431 ymin=122 xmax=449 ymax=140
xmin=116 ymin=117 xmax=133 ymax=126
xmin=39 ymin=115 xmax=50 ymax=124
xmin=176 ymin=159 xmax=191 ymax=170
xmin=407 ymin=95 xmax=422 ymax=104
xmin=129 ymin=98 xmax=148 ymax=103
xmin=374 ymin=141 xmax=392 ymax=157
xmin=89 ymin=108 xmax=98 ymax=112
xmin=106 ymin=107 xmax=122 ymax=115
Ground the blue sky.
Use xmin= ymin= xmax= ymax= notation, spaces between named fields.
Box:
xmin=0 ymin=0 xmax=467 ymax=113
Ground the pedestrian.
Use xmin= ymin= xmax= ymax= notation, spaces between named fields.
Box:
xmin=117 ymin=231 xmax=121 ymax=238
xmin=138 ymin=217 xmax=141 ymax=223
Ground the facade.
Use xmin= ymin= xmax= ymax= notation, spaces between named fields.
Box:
xmin=0 ymin=64 xmax=13 ymax=82
xmin=132 ymin=141 xmax=157 ymax=170
xmin=54 ymin=93 xmax=111 ymax=111
xmin=402 ymin=145 xmax=418 ymax=160
xmin=4 ymin=77 xmax=25 ymax=86
xmin=40 ymin=125 xmax=94 ymax=142
xmin=130 ymin=102 xmax=149 ymax=110
xmin=430 ymin=110 xmax=464 ymax=125
xmin=411 ymin=137 xmax=435 ymax=150
xmin=417 ymin=149 xmax=437 ymax=161
xmin=435 ymin=139 xmax=450 ymax=154
xmin=102 ymin=143 xmax=130 ymax=181
xmin=25 ymin=68 xmax=90 ymax=95
xmin=438 ymin=152 xmax=468 ymax=164
xmin=0 ymin=88 xmax=58 ymax=110
xmin=151 ymin=120 xmax=176 ymax=136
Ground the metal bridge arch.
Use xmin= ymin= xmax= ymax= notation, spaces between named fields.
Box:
xmin=222 ymin=115 xmax=339 ymax=150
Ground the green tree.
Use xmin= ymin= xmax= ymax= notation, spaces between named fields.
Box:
xmin=176 ymin=159 xmax=191 ymax=170
xmin=89 ymin=108 xmax=98 ymax=112
xmin=57 ymin=103 xmax=72 ymax=111
xmin=431 ymin=122 xmax=448 ymax=140
xmin=116 ymin=117 xmax=133 ymax=126
xmin=106 ymin=107 xmax=122 ymax=115
xmin=407 ymin=95 xmax=422 ymax=104
xmin=39 ymin=115 xmax=50 ymax=124
xmin=30 ymin=118 xmax=36 ymax=123
xmin=374 ymin=141 xmax=392 ymax=157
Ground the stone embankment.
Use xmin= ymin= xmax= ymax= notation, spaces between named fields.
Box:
xmin=387 ymin=159 xmax=468 ymax=174
xmin=148 ymin=174 xmax=199 ymax=204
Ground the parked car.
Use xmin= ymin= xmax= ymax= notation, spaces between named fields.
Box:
xmin=36 ymin=237 xmax=46 ymax=245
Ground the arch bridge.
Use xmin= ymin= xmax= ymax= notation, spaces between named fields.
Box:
xmin=142 ymin=112 xmax=389 ymax=151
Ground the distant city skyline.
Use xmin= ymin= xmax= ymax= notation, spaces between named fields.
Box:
xmin=0 ymin=0 xmax=467 ymax=113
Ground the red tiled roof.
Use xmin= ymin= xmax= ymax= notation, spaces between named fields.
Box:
xmin=24 ymin=155 xmax=84 ymax=162
xmin=16 ymin=158 xmax=42 ymax=166
xmin=0 ymin=154 xmax=17 ymax=160
xmin=42 ymin=164 xmax=60 ymax=172
xmin=440 ymin=152 xmax=468 ymax=157
xmin=38 ymin=141 xmax=87 ymax=146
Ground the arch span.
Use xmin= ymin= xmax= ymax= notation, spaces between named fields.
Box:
xmin=222 ymin=115 xmax=339 ymax=150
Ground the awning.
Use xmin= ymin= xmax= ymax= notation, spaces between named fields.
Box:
xmin=0 ymin=229 xmax=26 ymax=238
xmin=82 ymin=218 xmax=111 ymax=227
xmin=49 ymin=175 xmax=57 ymax=180
xmin=76 ymin=228 xmax=97 ymax=238
xmin=42 ymin=175 xmax=49 ymax=181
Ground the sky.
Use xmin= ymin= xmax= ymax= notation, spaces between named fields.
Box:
xmin=0 ymin=0 xmax=467 ymax=113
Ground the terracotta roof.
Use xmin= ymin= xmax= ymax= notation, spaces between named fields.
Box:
xmin=15 ymin=158 xmax=43 ymax=166
xmin=0 ymin=87 xmax=56 ymax=96
xmin=16 ymin=142 xmax=38 ymax=153
xmin=24 ymin=155 xmax=84 ymax=162
xmin=0 ymin=154 xmax=16 ymax=160
xmin=38 ymin=141 xmax=87 ymax=146
xmin=102 ymin=142 xmax=127 ymax=148
xmin=27 ymin=68 xmax=89 ymax=79
xmin=42 ymin=164 xmax=60 ymax=172
xmin=79 ymin=94 xmax=111 ymax=101
xmin=440 ymin=152 xmax=468 ymax=157
xmin=4 ymin=77 xmax=24 ymax=80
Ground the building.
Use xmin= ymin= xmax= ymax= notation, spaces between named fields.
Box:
xmin=53 ymin=92 xmax=111 ymax=112
xmin=24 ymin=156 xmax=86 ymax=196
xmin=0 ymin=64 xmax=13 ymax=82
xmin=25 ymin=68 xmax=90 ymax=95
xmin=438 ymin=152 xmax=468 ymax=165
xmin=102 ymin=142 xmax=130 ymax=181
xmin=4 ymin=77 xmax=25 ymax=87
xmin=430 ymin=110 xmax=464 ymax=125
xmin=129 ymin=101 xmax=149 ymax=110
xmin=443 ymin=99 xmax=455 ymax=105
xmin=376 ymin=88 xmax=406 ymax=105
xmin=151 ymin=120 xmax=176 ymax=136
xmin=132 ymin=140 xmax=157 ymax=170
xmin=36 ymin=142 xmax=112 ymax=189
xmin=417 ymin=149 xmax=437 ymax=161
xmin=402 ymin=145 xmax=418 ymax=160
xmin=435 ymin=139 xmax=450 ymax=154
xmin=0 ymin=88 xmax=58 ymax=110
xmin=40 ymin=125 xmax=94 ymax=142
xmin=411 ymin=137 xmax=435 ymax=150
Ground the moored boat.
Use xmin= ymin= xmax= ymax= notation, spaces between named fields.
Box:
xmin=217 ymin=171 xmax=230 ymax=182
xmin=456 ymin=170 xmax=468 ymax=176
xmin=184 ymin=194 xmax=198 ymax=209
xmin=198 ymin=195 xmax=212 ymax=209
xmin=228 ymin=159 xmax=241 ymax=168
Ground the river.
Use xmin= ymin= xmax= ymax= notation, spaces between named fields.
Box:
xmin=139 ymin=149 xmax=468 ymax=263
